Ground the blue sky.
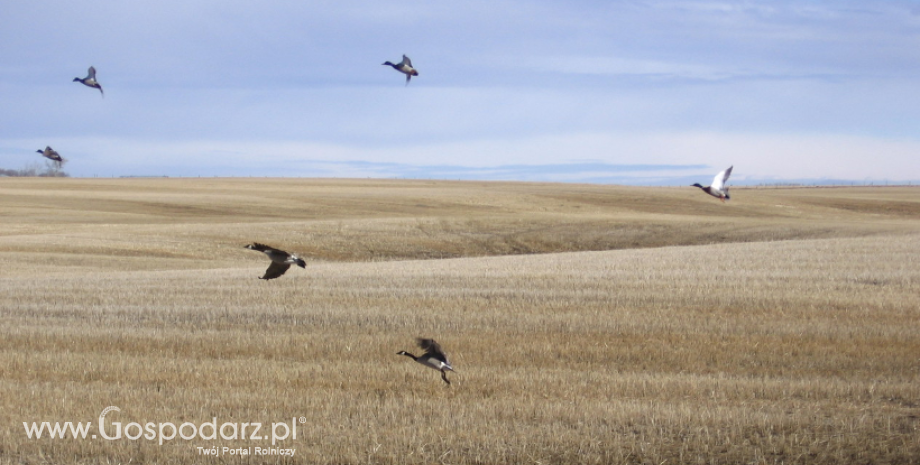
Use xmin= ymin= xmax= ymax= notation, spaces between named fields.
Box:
xmin=2 ymin=1 xmax=920 ymax=184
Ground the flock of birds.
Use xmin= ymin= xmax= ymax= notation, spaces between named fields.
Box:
xmin=242 ymin=242 xmax=454 ymax=384
xmin=239 ymin=163 xmax=732 ymax=384
xmin=31 ymin=67 xmax=105 ymax=169
xmin=31 ymin=57 xmax=419 ymax=169
xmin=34 ymin=58 xmax=733 ymax=386
xmin=240 ymin=162 xmax=730 ymax=384
xmin=39 ymin=59 xmax=733 ymax=201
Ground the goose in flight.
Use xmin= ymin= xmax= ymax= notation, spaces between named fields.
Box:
xmin=36 ymin=146 xmax=64 ymax=166
xmin=73 ymin=66 xmax=103 ymax=96
xmin=382 ymin=55 xmax=419 ymax=85
xmin=397 ymin=338 xmax=454 ymax=385
xmin=244 ymin=243 xmax=306 ymax=280
xmin=692 ymin=166 xmax=733 ymax=202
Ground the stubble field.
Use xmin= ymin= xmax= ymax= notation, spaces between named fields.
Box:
xmin=0 ymin=178 xmax=918 ymax=464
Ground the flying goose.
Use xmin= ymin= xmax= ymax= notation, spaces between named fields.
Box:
xmin=692 ymin=166 xmax=733 ymax=202
xmin=382 ymin=55 xmax=419 ymax=85
xmin=36 ymin=146 xmax=64 ymax=166
xmin=397 ymin=338 xmax=454 ymax=385
xmin=244 ymin=243 xmax=306 ymax=280
xmin=73 ymin=66 xmax=103 ymax=96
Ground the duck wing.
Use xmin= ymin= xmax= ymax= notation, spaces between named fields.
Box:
xmin=88 ymin=66 xmax=97 ymax=80
xmin=401 ymin=55 xmax=413 ymax=68
xmin=711 ymin=166 xmax=732 ymax=191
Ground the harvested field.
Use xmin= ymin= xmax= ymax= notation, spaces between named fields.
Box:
xmin=1 ymin=178 xmax=918 ymax=464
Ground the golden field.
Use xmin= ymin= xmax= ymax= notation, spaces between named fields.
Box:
xmin=0 ymin=178 xmax=918 ymax=464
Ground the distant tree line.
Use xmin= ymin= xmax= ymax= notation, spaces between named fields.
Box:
xmin=0 ymin=162 xmax=69 ymax=177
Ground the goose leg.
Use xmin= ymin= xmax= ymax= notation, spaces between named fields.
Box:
xmin=440 ymin=370 xmax=451 ymax=385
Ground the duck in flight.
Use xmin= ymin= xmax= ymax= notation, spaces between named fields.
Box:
xmin=382 ymin=55 xmax=419 ymax=85
xmin=397 ymin=338 xmax=454 ymax=385
xmin=73 ymin=66 xmax=103 ymax=96
xmin=36 ymin=146 xmax=64 ymax=166
xmin=692 ymin=166 xmax=733 ymax=202
xmin=244 ymin=243 xmax=306 ymax=280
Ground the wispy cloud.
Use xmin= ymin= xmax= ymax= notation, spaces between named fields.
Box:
xmin=2 ymin=1 xmax=920 ymax=182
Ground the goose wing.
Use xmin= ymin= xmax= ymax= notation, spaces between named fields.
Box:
xmin=248 ymin=243 xmax=288 ymax=255
xmin=711 ymin=166 xmax=732 ymax=191
xmin=261 ymin=261 xmax=291 ymax=280
xmin=416 ymin=338 xmax=449 ymax=364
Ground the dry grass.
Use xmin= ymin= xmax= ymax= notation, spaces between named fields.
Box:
xmin=0 ymin=178 xmax=918 ymax=464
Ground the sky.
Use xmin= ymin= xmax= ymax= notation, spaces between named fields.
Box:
xmin=2 ymin=0 xmax=920 ymax=185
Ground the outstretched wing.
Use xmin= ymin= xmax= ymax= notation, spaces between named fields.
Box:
xmin=88 ymin=66 xmax=96 ymax=79
xmin=249 ymin=243 xmax=287 ymax=255
xmin=711 ymin=166 xmax=732 ymax=191
xmin=261 ymin=262 xmax=291 ymax=280
xmin=401 ymin=55 xmax=412 ymax=68
xmin=416 ymin=338 xmax=449 ymax=363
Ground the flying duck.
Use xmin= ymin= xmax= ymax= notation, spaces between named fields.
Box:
xmin=244 ymin=243 xmax=306 ymax=280
xmin=397 ymin=338 xmax=454 ymax=385
xmin=73 ymin=66 xmax=103 ymax=96
xmin=382 ymin=55 xmax=419 ymax=85
xmin=36 ymin=146 xmax=64 ymax=166
xmin=692 ymin=166 xmax=733 ymax=202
